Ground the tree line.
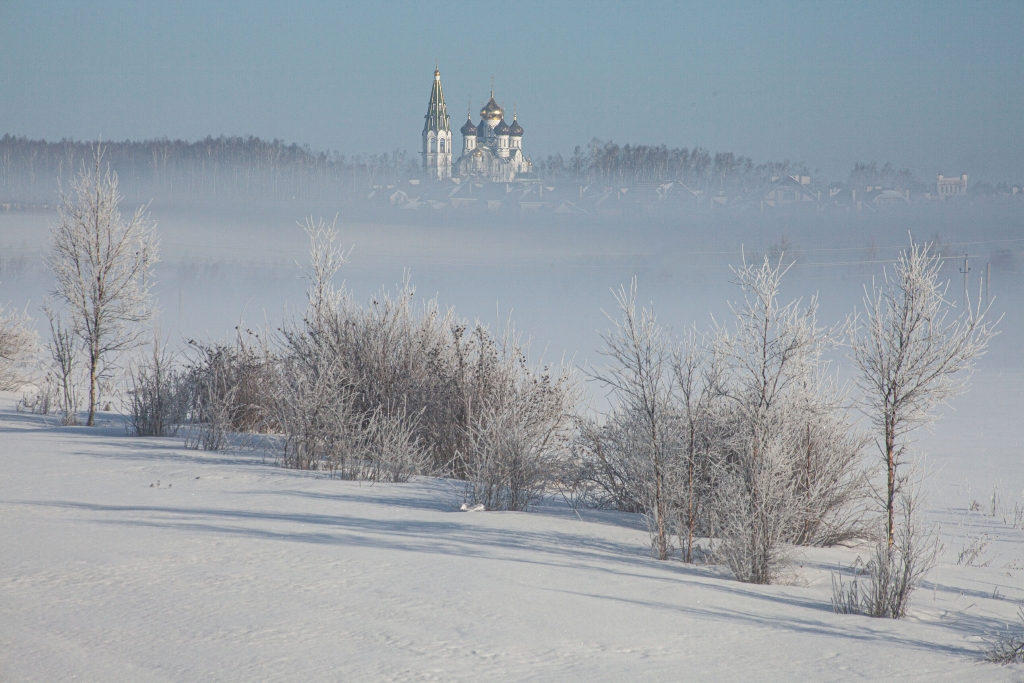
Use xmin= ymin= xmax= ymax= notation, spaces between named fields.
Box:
xmin=533 ymin=138 xmax=812 ymax=190
xmin=2 ymin=133 xmax=938 ymax=206
xmin=533 ymin=139 xmax=936 ymax=194
xmin=0 ymin=134 xmax=416 ymax=204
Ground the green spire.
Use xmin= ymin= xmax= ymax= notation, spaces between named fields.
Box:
xmin=423 ymin=67 xmax=450 ymax=134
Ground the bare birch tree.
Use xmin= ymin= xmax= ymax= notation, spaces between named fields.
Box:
xmin=672 ymin=329 xmax=724 ymax=562
xmin=849 ymin=238 xmax=998 ymax=546
xmin=300 ymin=216 xmax=349 ymax=330
xmin=578 ymin=262 xmax=865 ymax=576
xmin=592 ymin=280 xmax=676 ymax=560
xmin=47 ymin=150 xmax=159 ymax=425
xmin=42 ymin=301 xmax=83 ymax=425
xmin=711 ymin=254 xmax=848 ymax=583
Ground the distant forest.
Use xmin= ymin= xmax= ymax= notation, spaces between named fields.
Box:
xmin=0 ymin=135 xmax=416 ymax=205
xmin=535 ymin=140 xmax=810 ymax=190
xmin=1 ymin=133 xmax=931 ymax=205
xmin=535 ymin=140 xmax=935 ymax=194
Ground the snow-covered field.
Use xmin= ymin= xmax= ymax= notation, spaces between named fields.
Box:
xmin=3 ymin=206 xmax=1024 ymax=680
xmin=2 ymin=381 xmax=1024 ymax=682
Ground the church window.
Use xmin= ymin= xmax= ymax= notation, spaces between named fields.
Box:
xmin=440 ymin=138 xmax=445 ymax=153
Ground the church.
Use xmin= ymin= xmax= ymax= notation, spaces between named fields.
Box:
xmin=421 ymin=68 xmax=532 ymax=182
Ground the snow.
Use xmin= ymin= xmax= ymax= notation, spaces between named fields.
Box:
xmin=3 ymin=389 xmax=1024 ymax=681
xmin=4 ymin=205 xmax=1024 ymax=679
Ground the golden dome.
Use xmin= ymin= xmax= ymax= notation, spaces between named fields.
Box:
xmin=480 ymin=96 xmax=503 ymax=121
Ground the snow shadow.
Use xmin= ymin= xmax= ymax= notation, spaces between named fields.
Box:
xmin=26 ymin=498 xmax=999 ymax=660
xmin=22 ymin=497 xmax=704 ymax=588
xmin=543 ymin=584 xmax=993 ymax=659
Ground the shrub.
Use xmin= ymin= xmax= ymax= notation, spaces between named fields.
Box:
xmin=272 ymin=219 xmax=578 ymax=498
xmin=0 ymin=300 xmax=37 ymax=391
xmin=984 ymin=609 xmax=1024 ymax=664
xmin=570 ymin=260 xmax=868 ymax=578
xmin=126 ymin=338 xmax=190 ymax=437
xmin=182 ymin=332 xmax=276 ymax=450
xmin=831 ymin=489 xmax=936 ymax=619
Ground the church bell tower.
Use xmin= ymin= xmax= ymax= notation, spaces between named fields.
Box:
xmin=422 ymin=67 xmax=452 ymax=180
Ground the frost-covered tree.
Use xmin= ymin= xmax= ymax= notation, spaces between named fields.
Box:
xmin=577 ymin=261 xmax=867 ymax=578
xmin=591 ymin=280 xmax=677 ymax=560
xmin=46 ymin=150 xmax=159 ymax=425
xmin=710 ymin=255 xmax=853 ymax=583
xmin=671 ymin=330 xmax=723 ymax=563
xmin=849 ymin=238 xmax=997 ymax=546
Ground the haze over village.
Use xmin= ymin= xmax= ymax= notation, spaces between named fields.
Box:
xmin=1 ymin=2 xmax=1023 ymax=681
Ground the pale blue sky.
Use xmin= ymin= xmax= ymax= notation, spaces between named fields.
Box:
xmin=2 ymin=1 xmax=1022 ymax=181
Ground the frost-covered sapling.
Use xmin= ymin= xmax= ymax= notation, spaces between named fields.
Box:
xmin=671 ymin=330 xmax=723 ymax=563
xmin=42 ymin=302 xmax=82 ymax=425
xmin=591 ymin=280 xmax=678 ymax=559
xmin=710 ymin=254 xmax=854 ymax=583
xmin=576 ymin=260 xmax=867 ymax=574
xmin=849 ymin=238 xmax=998 ymax=546
xmin=46 ymin=149 xmax=159 ymax=426
xmin=458 ymin=322 xmax=578 ymax=511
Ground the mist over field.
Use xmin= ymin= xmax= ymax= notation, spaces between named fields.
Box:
xmin=3 ymin=199 xmax=1022 ymax=365
xmin=3 ymin=198 xmax=1022 ymax=479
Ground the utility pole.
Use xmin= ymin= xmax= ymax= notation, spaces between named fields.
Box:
xmin=960 ymin=254 xmax=970 ymax=310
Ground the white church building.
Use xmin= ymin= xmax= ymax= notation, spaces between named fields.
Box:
xmin=421 ymin=68 xmax=532 ymax=182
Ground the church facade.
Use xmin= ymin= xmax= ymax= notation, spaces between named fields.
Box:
xmin=421 ymin=68 xmax=532 ymax=182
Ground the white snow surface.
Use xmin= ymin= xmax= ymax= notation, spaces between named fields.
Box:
xmin=3 ymin=388 xmax=1024 ymax=682
xmin=4 ymin=206 xmax=1024 ymax=680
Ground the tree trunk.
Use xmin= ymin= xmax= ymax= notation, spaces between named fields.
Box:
xmin=802 ymin=422 xmax=812 ymax=544
xmin=686 ymin=424 xmax=696 ymax=563
xmin=87 ymin=344 xmax=99 ymax=426
xmin=654 ymin=453 xmax=668 ymax=560
xmin=886 ymin=421 xmax=896 ymax=547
